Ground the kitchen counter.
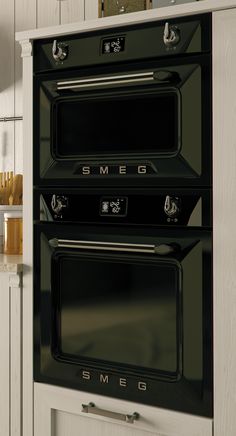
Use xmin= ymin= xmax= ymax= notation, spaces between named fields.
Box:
xmin=16 ymin=0 xmax=236 ymax=41
xmin=0 ymin=254 xmax=23 ymax=273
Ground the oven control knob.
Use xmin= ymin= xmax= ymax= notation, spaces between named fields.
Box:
xmin=52 ymin=40 xmax=68 ymax=62
xmin=163 ymin=23 xmax=180 ymax=48
xmin=164 ymin=196 xmax=180 ymax=218
xmin=51 ymin=195 xmax=68 ymax=215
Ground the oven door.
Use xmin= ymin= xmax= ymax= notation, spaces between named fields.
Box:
xmin=34 ymin=57 xmax=211 ymax=187
xmin=34 ymin=224 xmax=212 ymax=417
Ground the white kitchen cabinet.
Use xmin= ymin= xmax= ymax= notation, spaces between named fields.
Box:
xmin=61 ymin=0 xmax=84 ymax=24
xmin=85 ymin=0 xmax=99 ymax=20
xmin=0 ymin=259 xmax=23 ymax=436
xmin=34 ymin=383 xmax=212 ymax=436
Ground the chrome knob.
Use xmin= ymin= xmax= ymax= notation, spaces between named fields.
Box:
xmin=51 ymin=195 xmax=68 ymax=215
xmin=163 ymin=23 xmax=180 ymax=48
xmin=52 ymin=40 xmax=68 ymax=62
xmin=164 ymin=196 xmax=180 ymax=218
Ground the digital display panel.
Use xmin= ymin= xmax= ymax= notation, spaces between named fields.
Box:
xmin=100 ymin=197 xmax=128 ymax=217
xmin=102 ymin=36 xmax=125 ymax=54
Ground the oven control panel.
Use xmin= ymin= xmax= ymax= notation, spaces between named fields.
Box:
xmin=37 ymin=190 xmax=211 ymax=227
xmin=33 ymin=14 xmax=211 ymax=73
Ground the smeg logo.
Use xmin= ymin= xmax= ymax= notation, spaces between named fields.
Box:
xmin=81 ymin=165 xmax=147 ymax=176
xmin=74 ymin=163 xmax=156 ymax=176
xmin=81 ymin=370 xmax=147 ymax=392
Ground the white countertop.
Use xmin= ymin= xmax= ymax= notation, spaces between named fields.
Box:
xmin=16 ymin=0 xmax=236 ymax=41
xmin=0 ymin=254 xmax=23 ymax=273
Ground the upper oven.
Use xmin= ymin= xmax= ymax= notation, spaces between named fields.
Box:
xmin=33 ymin=14 xmax=211 ymax=187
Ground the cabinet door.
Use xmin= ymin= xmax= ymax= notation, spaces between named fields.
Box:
xmin=37 ymin=0 xmax=60 ymax=27
xmin=34 ymin=383 xmax=212 ymax=436
xmin=85 ymin=0 xmax=99 ymax=20
xmin=0 ymin=271 xmax=22 ymax=436
xmin=0 ymin=273 xmax=10 ymax=436
xmin=61 ymin=0 xmax=84 ymax=25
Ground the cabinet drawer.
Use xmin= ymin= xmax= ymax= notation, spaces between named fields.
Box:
xmin=34 ymin=383 xmax=212 ymax=436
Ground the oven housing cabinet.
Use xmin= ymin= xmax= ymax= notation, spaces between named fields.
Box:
xmin=33 ymin=13 xmax=212 ymax=187
xmin=34 ymin=223 xmax=212 ymax=417
xmin=33 ymin=12 xmax=213 ymax=420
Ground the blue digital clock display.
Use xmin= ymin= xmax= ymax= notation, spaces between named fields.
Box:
xmin=102 ymin=36 xmax=125 ymax=54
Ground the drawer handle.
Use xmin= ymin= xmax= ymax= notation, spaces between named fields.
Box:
xmin=82 ymin=402 xmax=140 ymax=424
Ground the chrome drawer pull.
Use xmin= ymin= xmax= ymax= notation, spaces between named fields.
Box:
xmin=49 ymin=238 xmax=175 ymax=255
xmin=82 ymin=402 xmax=139 ymax=424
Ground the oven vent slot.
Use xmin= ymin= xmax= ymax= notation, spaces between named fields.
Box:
xmin=49 ymin=238 xmax=175 ymax=255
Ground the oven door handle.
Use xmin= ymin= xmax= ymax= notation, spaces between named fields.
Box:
xmin=56 ymin=70 xmax=179 ymax=91
xmin=82 ymin=402 xmax=139 ymax=424
xmin=49 ymin=238 xmax=176 ymax=255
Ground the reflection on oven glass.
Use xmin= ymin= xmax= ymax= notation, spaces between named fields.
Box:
xmin=56 ymin=257 xmax=180 ymax=375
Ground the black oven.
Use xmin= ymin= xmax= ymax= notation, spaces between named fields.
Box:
xmin=34 ymin=188 xmax=212 ymax=417
xmin=33 ymin=13 xmax=213 ymax=419
xmin=34 ymin=223 xmax=212 ymax=417
xmin=33 ymin=14 xmax=211 ymax=187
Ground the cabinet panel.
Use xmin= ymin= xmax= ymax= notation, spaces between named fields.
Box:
xmin=34 ymin=383 xmax=212 ymax=436
xmin=85 ymin=0 xmax=99 ymax=20
xmin=10 ymin=273 xmax=23 ymax=436
xmin=37 ymin=0 xmax=60 ymax=27
xmin=213 ymin=8 xmax=236 ymax=436
xmin=0 ymin=0 xmax=15 ymax=173
xmin=61 ymin=0 xmax=84 ymax=24
xmin=0 ymin=0 xmax=14 ymax=118
xmin=0 ymin=271 xmax=22 ymax=436
xmin=0 ymin=274 xmax=10 ymax=436
xmin=54 ymin=410 xmax=157 ymax=436
xmin=15 ymin=0 xmax=37 ymax=174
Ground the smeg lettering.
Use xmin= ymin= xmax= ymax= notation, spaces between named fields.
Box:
xmin=80 ymin=370 xmax=148 ymax=392
xmin=80 ymin=164 xmax=149 ymax=176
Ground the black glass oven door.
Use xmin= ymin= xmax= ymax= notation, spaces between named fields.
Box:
xmin=53 ymin=90 xmax=179 ymax=158
xmin=34 ymin=225 xmax=212 ymax=417
xmin=52 ymin=251 xmax=181 ymax=379
xmin=34 ymin=59 xmax=211 ymax=186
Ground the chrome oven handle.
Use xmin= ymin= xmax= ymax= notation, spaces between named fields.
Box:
xmin=49 ymin=238 xmax=175 ymax=255
xmin=82 ymin=402 xmax=139 ymax=424
xmin=56 ymin=70 xmax=177 ymax=91
xmin=57 ymin=72 xmax=155 ymax=90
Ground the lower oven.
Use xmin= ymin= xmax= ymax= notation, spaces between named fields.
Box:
xmin=34 ymin=192 xmax=212 ymax=416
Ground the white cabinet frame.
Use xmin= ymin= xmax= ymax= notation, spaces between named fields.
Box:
xmin=0 ymin=271 xmax=22 ymax=436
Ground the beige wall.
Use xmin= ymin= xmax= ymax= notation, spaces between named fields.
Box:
xmin=0 ymin=0 xmax=98 ymax=175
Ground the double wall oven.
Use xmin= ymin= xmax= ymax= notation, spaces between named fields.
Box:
xmin=33 ymin=13 xmax=213 ymax=418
